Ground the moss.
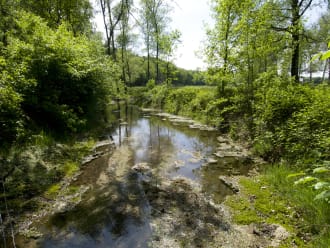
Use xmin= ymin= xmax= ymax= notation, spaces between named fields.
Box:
xmin=225 ymin=196 xmax=262 ymax=224
xmin=225 ymin=168 xmax=330 ymax=247
xmin=61 ymin=161 xmax=79 ymax=177
xmin=44 ymin=183 xmax=61 ymax=199
xmin=225 ymin=176 xmax=307 ymax=246
xmin=68 ymin=185 xmax=80 ymax=194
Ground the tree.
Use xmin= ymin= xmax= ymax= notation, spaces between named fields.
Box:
xmin=99 ymin=0 xmax=129 ymax=59
xmin=317 ymin=12 xmax=330 ymax=81
xmin=20 ymin=0 xmax=93 ymax=34
xmin=205 ymin=0 xmax=281 ymax=90
xmin=116 ymin=0 xmax=134 ymax=88
xmin=0 ymin=0 xmax=19 ymax=48
xmin=2 ymin=11 xmax=120 ymax=137
xmin=159 ymin=29 xmax=181 ymax=83
xmin=140 ymin=0 xmax=172 ymax=83
xmin=270 ymin=0 xmax=329 ymax=82
xmin=204 ymin=0 xmax=239 ymax=93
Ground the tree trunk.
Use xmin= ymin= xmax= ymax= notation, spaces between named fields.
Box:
xmin=147 ymin=32 xmax=150 ymax=81
xmin=155 ymin=24 xmax=160 ymax=83
xmin=100 ymin=0 xmax=111 ymax=55
xmin=328 ymin=58 xmax=330 ymax=82
xmin=291 ymin=0 xmax=300 ymax=82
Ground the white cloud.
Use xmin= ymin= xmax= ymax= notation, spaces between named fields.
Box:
xmin=170 ymin=0 xmax=213 ymax=70
xmin=92 ymin=0 xmax=213 ymax=70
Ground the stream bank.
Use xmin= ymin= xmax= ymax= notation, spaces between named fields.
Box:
xmin=6 ymin=106 xmax=294 ymax=248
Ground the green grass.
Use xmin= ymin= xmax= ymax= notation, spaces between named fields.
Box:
xmin=225 ymin=164 xmax=330 ymax=247
xmin=265 ymin=165 xmax=330 ymax=247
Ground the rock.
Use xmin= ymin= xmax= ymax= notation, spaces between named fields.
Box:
xmin=81 ymin=139 xmax=115 ymax=165
xmin=270 ymin=225 xmax=290 ymax=247
xmin=219 ymin=176 xmax=240 ymax=192
xmin=217 ymin=143 xmax=233 ymax=151
xmin=214 ymin=151 xmax=248 ymax=158
xmin=207 ymin=158 xmax=218 ymax=164
xmin=174 ymin=160 xmax=185 ymax=168
xmin=189 ymin=124 xmax=217 ymax=131
xmin=22 ymin=227 xmax=43 ymax=239
xmin=140 ymin=108 xmax=159 ymax=112
xmin=132 ymin=162 xmax=151 ymax=173
xmin=169 ymin=117 xmax=195 ymax=124
xmin=251 ymin=223 xmax=290 ymax=247
xmin=217 ymin=136 xmax=229 ymax=143
xmin=81 ymin=151 xmax=107 ymax=165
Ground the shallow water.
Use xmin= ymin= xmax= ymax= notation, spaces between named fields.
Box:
xmin=13 ymin=104 xmax=255 ymax=248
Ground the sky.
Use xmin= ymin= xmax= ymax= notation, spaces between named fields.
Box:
xmin=169 ymin=0 xmax=213 ymax=70
xmin=93 ymin=0 xmax=212 ymax=71
xmin=93 ymin=0 xmax=325 ymax=71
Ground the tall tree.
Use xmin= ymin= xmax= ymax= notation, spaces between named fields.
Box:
xmin=159 ymin=29 xmax=181 ymax=83
xmin=317 ymin=11 xmax=330 ymax=81
xmin=117 ymin=0 xmax=134 ymax=88
xmin=205 ymin=0 xmax=281 ymax=91
xmin=99 ymin=0 xmax=126 ymax=59
xmin=204 ymin=0 xmax=240 ymax=93
xmin=140 ymin=0 xmax=171 ymax=83
xmin=271 ymin=0 xmax=329 ymax=81
xmin=20 ymin=0 xmax=93 ymax=34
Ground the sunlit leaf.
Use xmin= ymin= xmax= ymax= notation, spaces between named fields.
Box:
xmin=287 ymin=172 xmax=306 ymax=178
xmin=294 ymin=176 xmax=317 ymax=185
xmin=313 ymin=167 xmax=330 ymax=174
xmin=321 ymin=50 xmax=330 ymax=61
xmin=314 ymin=190 xmax=330 ymax=201
xmin=314 ymin=182 xmax=330 ymax=190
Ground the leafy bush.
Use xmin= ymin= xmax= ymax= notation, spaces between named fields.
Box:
xmin=253 ymin=73 xmax=315 ymax=161
xmin=1 ymin=11 xmax=120 ymax=139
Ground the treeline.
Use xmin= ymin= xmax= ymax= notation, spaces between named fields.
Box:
xmin=124 ymin=53 xmax=205 ymax=86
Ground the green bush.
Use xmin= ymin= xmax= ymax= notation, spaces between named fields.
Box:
xmin=253 ymin=73 xmax=317 ymax=161
xmin=1 ymin=11 xmax=120 ymax=138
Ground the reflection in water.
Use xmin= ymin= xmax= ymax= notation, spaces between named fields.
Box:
xmin=16 ymin=104 xmax=255 ymax=248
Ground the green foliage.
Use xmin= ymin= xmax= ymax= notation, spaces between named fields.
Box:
xmin=312 ymin=42 xmax=330 ymax=62
xmin=0 ymin=71 xmax=24 ymax=144
xmin=227 ymin=164 xmax=330 ymax=247
xmin=289 ymin=161 xmax=330 ymax=204
xmin=225 ymin=175 xmax=306 ymax=246
xmin=265 ymin=165 xmax=330 ymax=247
xmin=146 ymin=79 xmax=156 ymax=90
xmin=252 ymin=73 xmax=330 ymax=162
xmin=0 ymin=11 xmax=120 ymax=140
xmin=20 ymin=0 xmax=93 ymax=34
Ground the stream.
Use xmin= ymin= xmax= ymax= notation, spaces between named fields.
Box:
xmin=13 ymin=104 xmax=258 ymax=248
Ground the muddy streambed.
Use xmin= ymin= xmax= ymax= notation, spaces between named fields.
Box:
xmin=12 ymin=105 xmax=262 ymax=248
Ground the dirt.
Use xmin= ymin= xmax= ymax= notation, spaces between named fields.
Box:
xmin=138 ymin=172 xmax=290 ymax=248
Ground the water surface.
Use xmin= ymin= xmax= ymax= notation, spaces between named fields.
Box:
xmin=14 ymin=104 xmax=255 ymax=248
